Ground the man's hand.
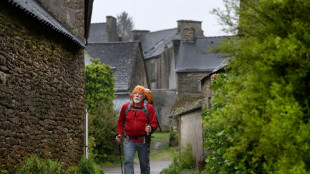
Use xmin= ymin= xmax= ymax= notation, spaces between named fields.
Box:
xmin=115 ymin=134 xmax=121 ymax=144
xmin=145 ymin=124 xmax=151 ymax=135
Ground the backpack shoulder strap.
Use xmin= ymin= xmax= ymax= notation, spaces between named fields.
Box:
xmin=125 ymin=100 xmax=133 ymax=116
xmin=125 ymin=100 xmax=149 ymax=122
xmin=144 ymin=100 xmax=149 ymax=122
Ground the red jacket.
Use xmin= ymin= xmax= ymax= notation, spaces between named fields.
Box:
xmin=117 ymin=100 xmax=158 ymax=142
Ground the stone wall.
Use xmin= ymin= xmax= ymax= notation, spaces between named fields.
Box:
xmin=177 ymin=72 xmax=207 ymax=96
xmin=0 ymin=4 xmax=85 ymax=167
xmin=38 ymin=0 xmax=85 ymax=40
xmin=201 ymin=77 xmax=215 ymax=109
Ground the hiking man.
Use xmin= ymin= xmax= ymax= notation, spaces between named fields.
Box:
xmin=115 ymin=85 xmax=158 ymax=174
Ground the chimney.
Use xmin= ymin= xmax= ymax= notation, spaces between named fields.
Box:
xmin=177 ymin=20 xmax=204 ymax=41
xmin=182 ymin=28 xmax=195 ymax=43
xmin=130 ymin=30 xmax=150 ymax=41
xmin=106 ymin=16 xmax=119 ymax=42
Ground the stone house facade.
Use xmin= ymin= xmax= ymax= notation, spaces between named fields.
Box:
xmin=85 ymin=41 xmax=149 ymax=112
xmin=0 ymin=0 xmax=93 ymax=167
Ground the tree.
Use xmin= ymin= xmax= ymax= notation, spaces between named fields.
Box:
xmin=85 ymin=56 xmax=118 ymax=162
xmin=202 ymin=0 xmax=310 ymax=173
xmin=85 ymin=57 xmax=115 ymax=114
xmin=117 ymin=11 xmax=134 ymax=41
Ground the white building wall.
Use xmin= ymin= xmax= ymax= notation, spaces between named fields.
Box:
xmin=179 ymin=110 xmax=203 ymax=164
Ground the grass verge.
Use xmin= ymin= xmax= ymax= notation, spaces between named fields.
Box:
xmin=149 ymin=132 xmax=176 ymax=160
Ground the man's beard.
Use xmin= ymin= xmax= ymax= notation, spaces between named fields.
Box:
xmin=133 ymin=97 xmax=142 ymax=104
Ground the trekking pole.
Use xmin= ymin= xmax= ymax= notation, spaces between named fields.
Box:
xmin=116 ymin=135 xmax=123 ymax=174
xmin=146 ymin=127 xmax=151 ymax=173
xmin=118 ymin=144 xmax=123 ymax=174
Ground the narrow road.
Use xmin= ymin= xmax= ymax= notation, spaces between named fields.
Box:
xmin=101 ymin=159 xmax=172 ymax=174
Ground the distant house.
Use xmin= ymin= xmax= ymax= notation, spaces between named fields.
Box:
xmin=134 ymin=20 xmax=204 ymax=90
xmin=85 ymin=41 xmax=149 ymax=111
xmin=176 ymin=36 xmax=227 ymax=96
xmin=137 ymin=28 xmax=179 ymax=89
xmin=87 ymin=16 xmax=119 ymax=44
xmin=0 ymin=0 xmax=93 ymax=166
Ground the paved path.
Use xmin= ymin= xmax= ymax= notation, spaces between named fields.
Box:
xmin=101 ymin=159 xmax=171 ymax=174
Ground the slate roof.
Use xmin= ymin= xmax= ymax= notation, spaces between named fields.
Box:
xmin=198 ymin=59 xmax=228 ymax=82
xmin=175 ymin=37 xmax=226 ymax=72
xmin=88 ymin=23 xmax=108 ymax=43
xmin=7 ymin=0 xmax=85 ymax=48
xmin=169 ymin=96 xmax=202 ymax=117
xmin=140 ymin=28 xmax=181 ymax=59
xmin=85 ymin=42 xmax=140 ymax=92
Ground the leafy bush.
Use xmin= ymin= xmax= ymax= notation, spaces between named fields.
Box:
xmin=160 ymin=144 xmax=196 ymax=174
xmin=202 ymin=73 xmax=237 ymax=173
xmin=202 ymin=0 xmax=310 ymax=173
xmin=16 ymin=155 xmax=67 ymax=174
xmin=1 ymin=155 xmax=104 ymax=174
xmin=89 ymin=102 xmax=119 ymax=163
xmin=79 ymin=156 xmax=104 ymax=174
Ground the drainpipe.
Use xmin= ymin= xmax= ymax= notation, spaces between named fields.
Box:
xmin=85 ymin=108 xmax=89 ymax=159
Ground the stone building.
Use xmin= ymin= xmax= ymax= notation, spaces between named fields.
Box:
xmin=134 ymin=20 xmax=204 ymax=91
xmin=87 ymin=16 xmax=119 ymax=44
xmin=0 ymin=0 xmax=93 ymax=167
xmin=85 ymin=41 xmax=149 ymax=112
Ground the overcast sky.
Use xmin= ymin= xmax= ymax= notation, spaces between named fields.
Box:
xmin=91 ymin=0 xmax=228 ymax=37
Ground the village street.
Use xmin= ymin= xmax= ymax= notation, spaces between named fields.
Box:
xmin=101 ymin=159 xmax=172 ymax=174
xmin=101 ymin=135 xmax=173 ymax=174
